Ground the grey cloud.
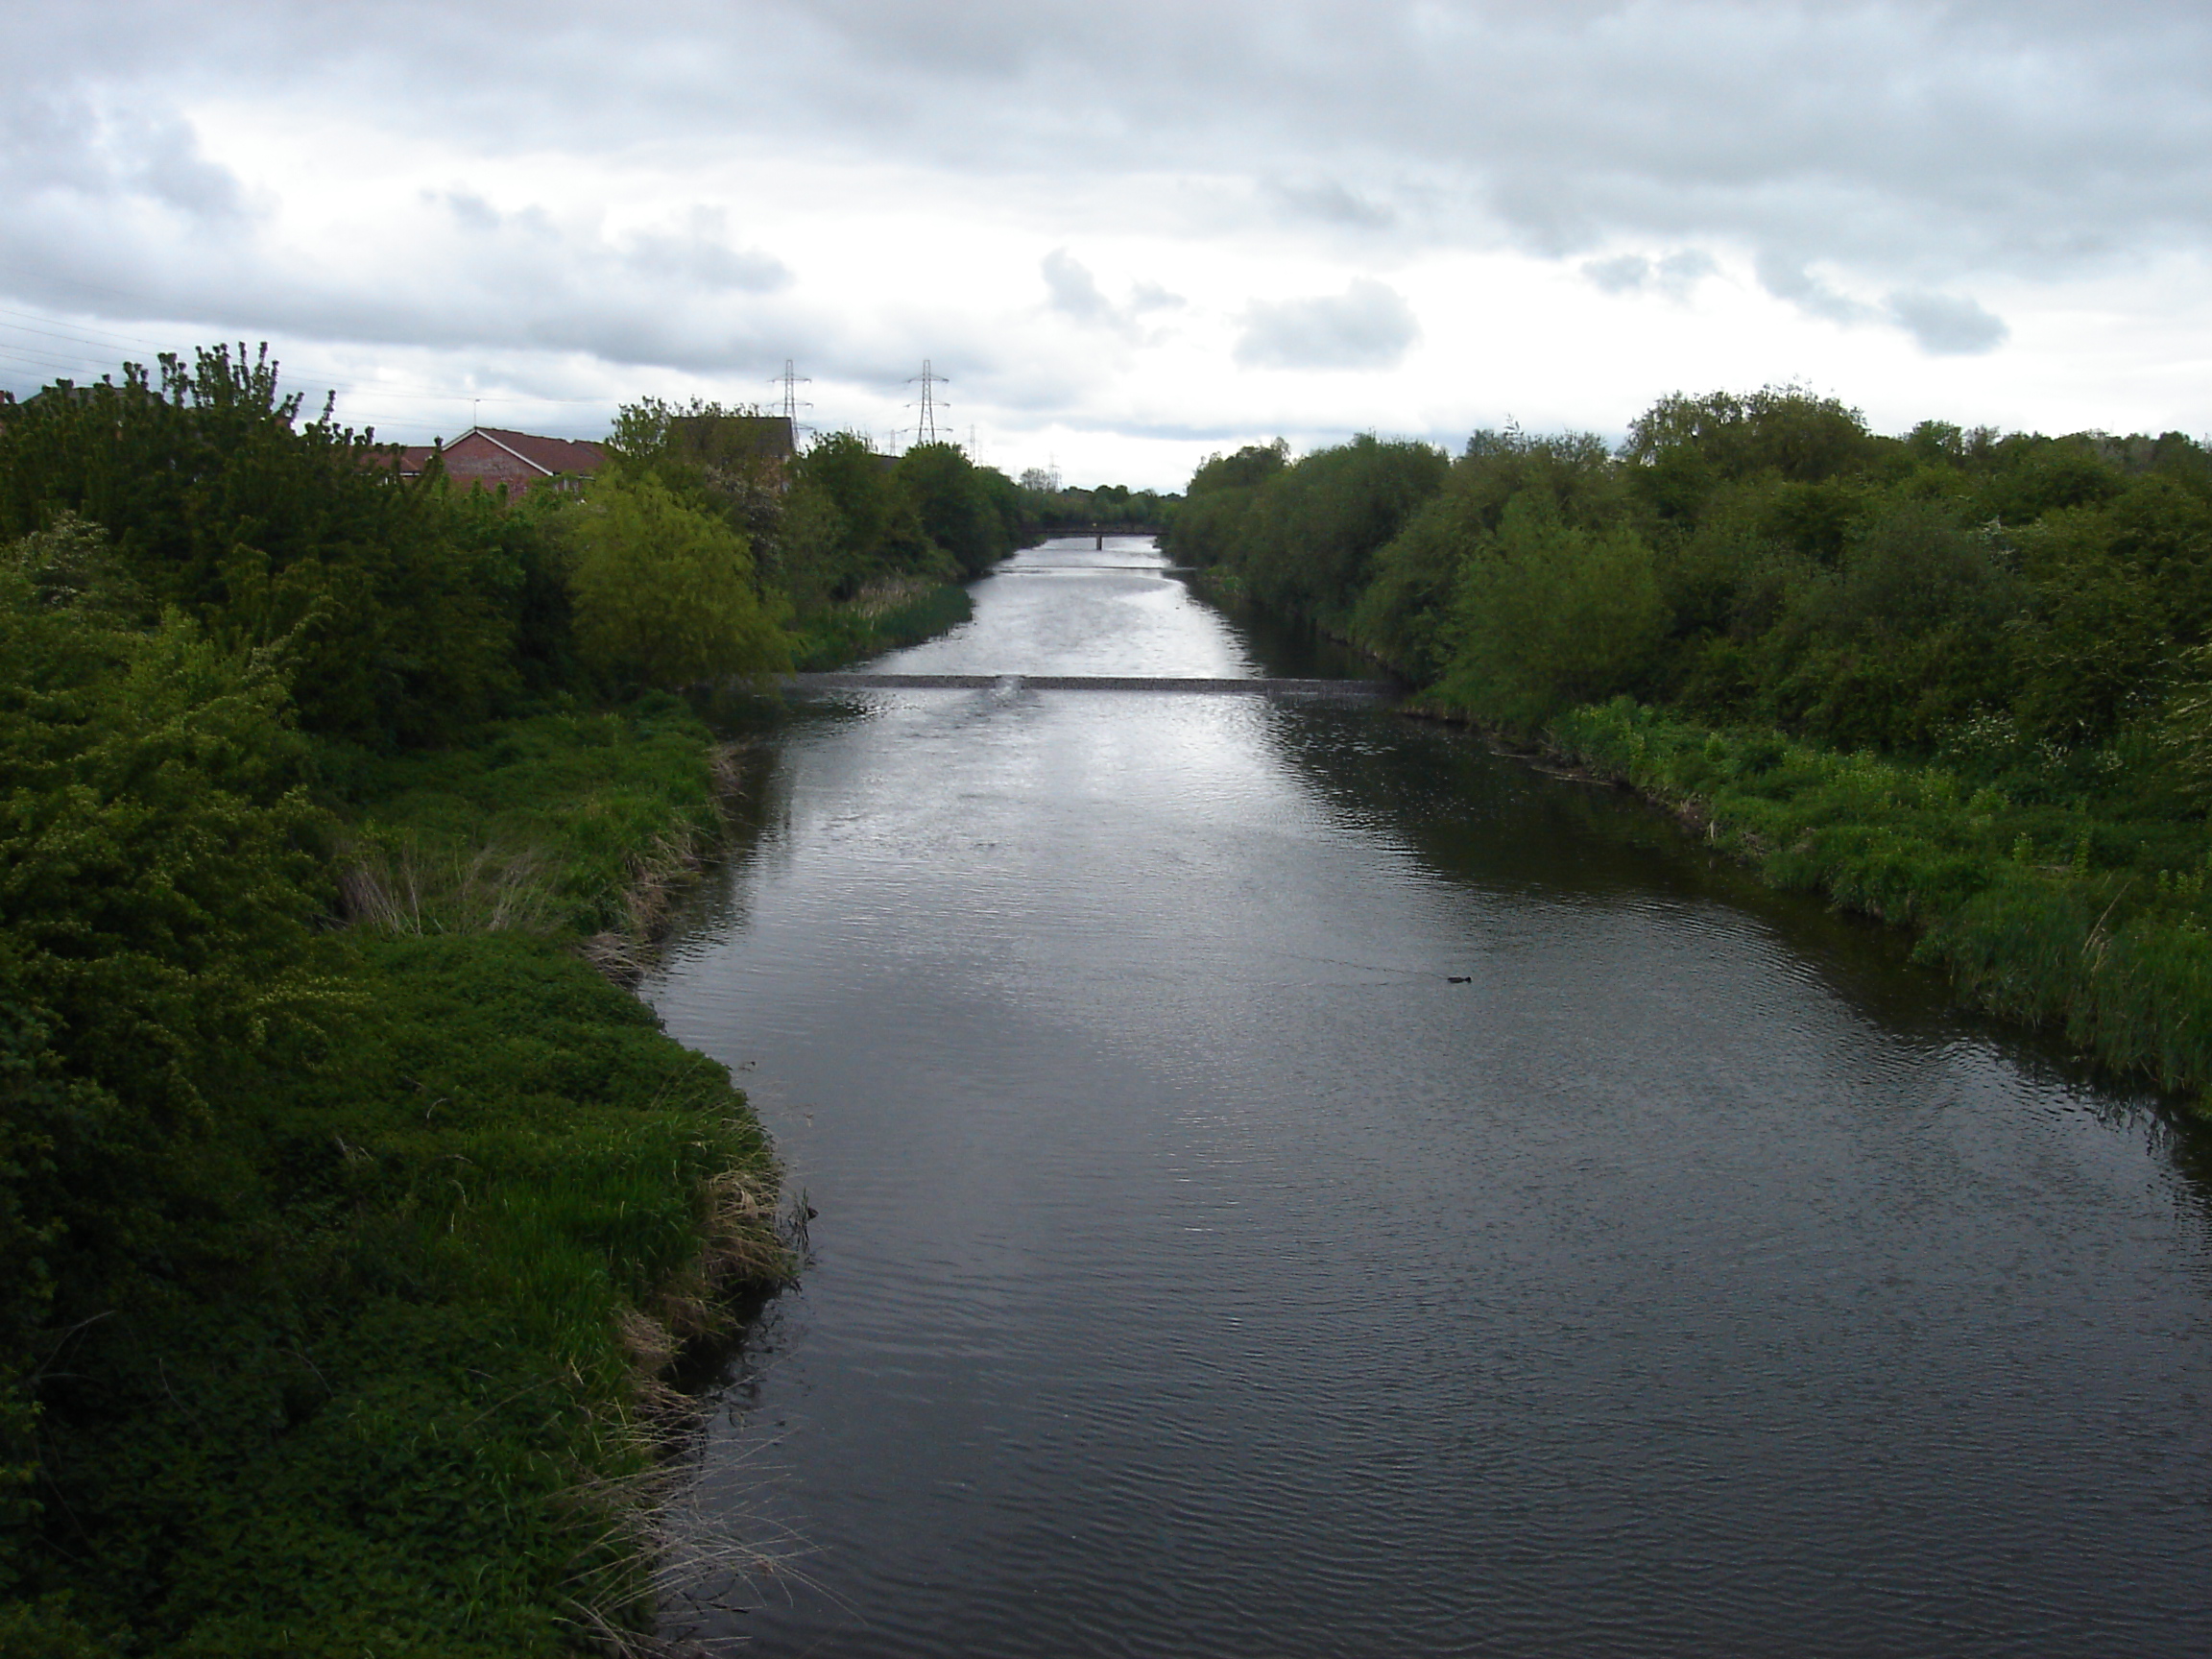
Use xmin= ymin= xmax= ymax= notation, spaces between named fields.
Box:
xmin=1758 ymin=252 xmax=2008 ymax=353
xmin=1 ymin=90 xmax=245 ymax=220
xmin=623 ymin=209 xmax=790 ymax=294
xmin=11 ymin=4 xmax=2211 ymax=293
xmin=1886 ymin=289 xmax=2009 ymax=355
xmin=1583 ymin=250 xmax=1716 ymax=299
xmin=432 ymin=192 xmax=787 ymax=296
xmin=1042 ymin=250 xmax=1182 ymax=333
xmin=0 ymin=179 xmax=802 ymax=385
xmin=11 ymin=6 xmax=2212 ymax=260
xmin=1234 ymin=278 xmax=1418 ymax=371
xmin=438 ymin=191 xmax=502 ymax=232
xmin=1043 ymin=248 xmax=1114 ymax=322
xmin=1755 ymin=252 xmax=1877 ymax=326
xmin=0 ymin=0 xmax=2170 ymax=430
xmin=1584 ymin=254 xmax=1651 ymax=295
xmin=1267 ymin=179 xmax=1396 ymax=231
xmin=709 ymin=3 xmax=2212 ymax=283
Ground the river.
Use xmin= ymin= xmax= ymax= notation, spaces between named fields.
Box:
xmin=644 ymin=537 xmax=2212 ymax=1657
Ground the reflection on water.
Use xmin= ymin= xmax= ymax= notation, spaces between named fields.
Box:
xmin=645 ymin=539 xmax=2212 ymax=1657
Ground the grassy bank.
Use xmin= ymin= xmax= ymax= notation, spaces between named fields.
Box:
xmin=328 ymin=694 xmax=749 ymax=975
xmin=6 ymin=703 xmax=785 ymax=1657
xmin=788 ymin=578 xmax=974 ymax=670
xmin=1432 ymin=694 xmax=2212 ymax=1103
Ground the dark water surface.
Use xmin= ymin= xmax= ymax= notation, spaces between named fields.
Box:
xmin=645 ymin=539 xmax=2212 ymax=1657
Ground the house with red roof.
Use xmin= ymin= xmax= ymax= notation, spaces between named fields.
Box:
xmin=394 ymin=426 xmax=606 ymax=496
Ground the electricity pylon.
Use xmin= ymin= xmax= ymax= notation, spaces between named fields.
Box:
xmin=908 ymin=359 xmax=949 ymax=446
xmin=770 ymin=359 xmax=812 ymax=434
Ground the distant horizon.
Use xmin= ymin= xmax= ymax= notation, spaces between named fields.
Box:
xmin=6 ymin=3 xmax=2207 ymax=493
xmin=17 ymin=343 xmax=2205 ymax=499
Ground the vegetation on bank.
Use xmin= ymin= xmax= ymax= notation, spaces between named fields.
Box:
xmin=787 ymin=578 xmax=975 ymax=671
xmin=0 ymin=351 xmax=821 ymax=1653
xmin=1166 ymin=394 xmax=2212 ymax=1101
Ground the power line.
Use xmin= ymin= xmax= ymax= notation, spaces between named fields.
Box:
xmin=0 ymin=315 xmax=609 ymax=410
xmin=0 ymin=263 xmax=943 ymax=445
xmin=0 ymin=306 xmax=179 ymax=359
xmin=0 ymin=344 xmax=114 ymax=380
xmin=0 ymin=269 xmax=617 ymax=419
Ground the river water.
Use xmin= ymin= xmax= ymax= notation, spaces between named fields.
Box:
xmin=645 ymin=538 xmax=2212 ymax=1657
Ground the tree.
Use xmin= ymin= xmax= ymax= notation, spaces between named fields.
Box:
xmin=897 ymin=443 xmax=1014 ymax=579
xmin=1440 ymin=496 xmax=1665 ymax=726
xmin=565 ymin=473 xmax=788 ymax=690
xmin=0 ymin=347 xmax=515 ymax=748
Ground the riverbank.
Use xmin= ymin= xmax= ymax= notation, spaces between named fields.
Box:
xmin=5 ymin=701 xmax=788 ymax=1658
xmin=1163 ymin=403 xmax=2212 ymax=1110
xmin=789 ymin=578 xmax=976 ymax=671
xmin=1409 ymin=690 xmax=2212 ymax=1106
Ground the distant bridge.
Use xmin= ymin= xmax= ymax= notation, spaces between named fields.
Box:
xmin=1033 ymin=523 xmax=1166 ymax=548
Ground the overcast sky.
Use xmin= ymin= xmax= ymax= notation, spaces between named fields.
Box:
xmin=3 ymin=1 xmax=2206 ymax=488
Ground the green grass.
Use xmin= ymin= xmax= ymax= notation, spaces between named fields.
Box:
xmin=9 ymin=706 xmax=786 ymax=1656
xmin=321 ymin=693 xmax=733 ymax=941
xmin=1537 ymin=697 xmax=2212 ymax=1102
xmin=788 ymin=580 xmax=974 ymax=670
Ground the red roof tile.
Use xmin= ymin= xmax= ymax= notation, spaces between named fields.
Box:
xmin=387 ymin=427 xmax=606 ymax=494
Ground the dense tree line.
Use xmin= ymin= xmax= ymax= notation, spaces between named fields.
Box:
xmin=1018 ymin=471 xmax=1175 ymax=533
xmin=1166 ymin=391 xmax=2212 ymax=815
xmin=613 ymin=398 xmax=1035 ymax=613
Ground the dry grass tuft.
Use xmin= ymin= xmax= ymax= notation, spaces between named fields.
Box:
xmin=335 ymin=834 xmax=562 ymax=935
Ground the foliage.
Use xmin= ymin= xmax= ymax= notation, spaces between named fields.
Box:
xmin=603 ymin=396 xmax=791 ymax=566
xmin=1165 ymin=434 xmax=1446 ymax=632
xmin=0 ymin=348 xmax=519 ymax=748
xmin=0 ymin=371 xmax=792 ymax=1650
xmin=1354 ymin=429 xmax=1623 ymax=679
xmin=896 ymin=442 xmax=1025 ymax=580
xmin=787 ymin=579 xmax=976 ymax=672
xmin=1 ymin=679 xmax=784 ymax=1652
xmin=15 ymin=928 xmax=778 ymax=1657
xmin=333 ymin=700 xmax=737 ymax=936
xmin=1436 ymin=497 xmax=1665 ymax=725
xmin=564 ymin=472 xmax=790 ymax=692
xmin=1018 ymin=475 xmax=1172 ymax=535
xmin=778 ymin=432 xmax=942 ymax=606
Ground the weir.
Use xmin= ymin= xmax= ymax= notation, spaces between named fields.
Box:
xmin=783 ymin=671 xmax=1397 ymax=700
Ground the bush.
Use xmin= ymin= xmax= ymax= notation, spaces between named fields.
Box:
xmin=565 ymin=472 xmax=789 ymax=692
xmin=1437 ymin=497 xmax=1665 ymax=727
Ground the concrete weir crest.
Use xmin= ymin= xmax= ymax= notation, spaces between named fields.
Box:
xmin=783 ymin=672 xmax=1397 ymax=702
